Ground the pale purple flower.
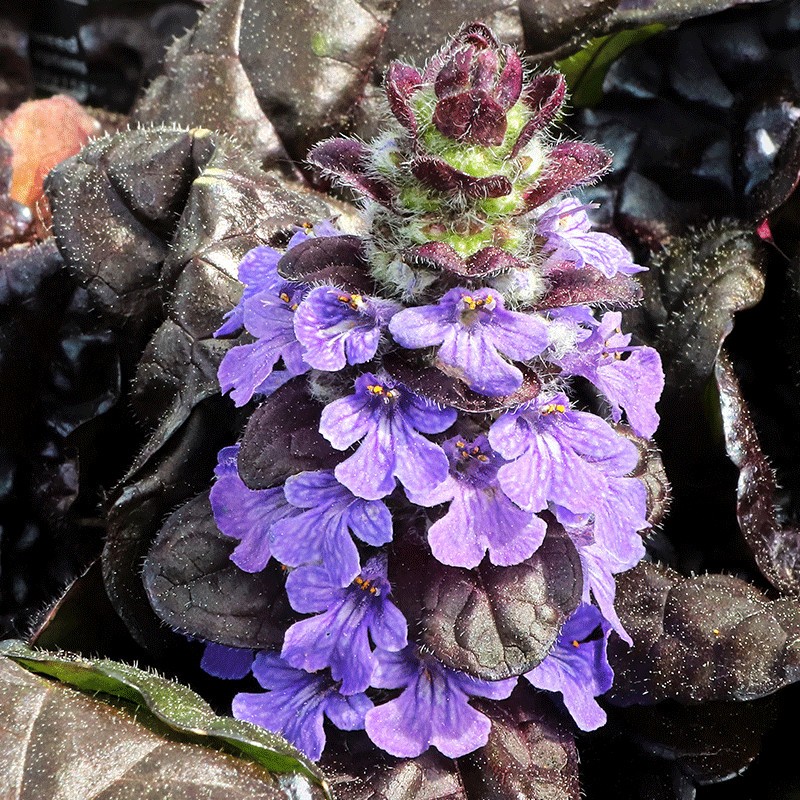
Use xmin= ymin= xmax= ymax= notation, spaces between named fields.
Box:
xmin=525 ymin=603 xmax=614 ymax=731
xmin=294 ymin=288 xmax=401 ymax=371
xmin=553 ymin=310 xmax=663 ymax=438
xmin=200 ymin=642 xmax=255 ymax=680
xmin=270 ymin=470 xmax=394 ymax=586
xmin=209 ymin=445 xmax=298 ymax=573
xmin=319 ymin=373 xmax=457 ymax=501
xmin=232 ymin=651 xmax=372 ymax=761
xmin=365 ymin=645 xmax=516 ymax=758
xmin=281 ymin=555 xmax=408 ymax=695
xmin=557 ymin=517 xmax=633 ymax=644
xmin=215 ymin=223 xmax=340 ymax=337
xmin=217 ymin=282 xmax=309 ymax=407
xmin=389 ymin=287 xmax=548 ymax=396
xmin=488 ymin=393 xmax=639 ymax=514
xmin=537 ymin=198 xmax=642 ymax=277
xmin=410 ymin=435 xmax=546 ymax=568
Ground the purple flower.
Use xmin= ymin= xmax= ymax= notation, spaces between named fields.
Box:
xmin=410 ymin=435 xmax=546 ymax=568
xmin=218 ymin=282 xmax=310 ymax=407
xmin=281 ymin=555 xmax=408 ymax=694
xmin=537 ymin=198 xmax=642 ymax=278
xmin=294 ymin=288 xmax=401 ymax=371
xmin=200 ymin=642 xmax=255 ymax=680
xmin=209 ymin=445 xmax=298 ymax=573
xmin=553 ymin=311 xmax=663 ymax=438
xmin=319 ymin=373 xmax=457 ymax=501
xmin=488 ymin=393 xmax=639 ymax=514
xmin=525 ymin=603 xmax=613 ymax=731
xmin=389 ymin=287 xmax=548 ymax=397
xmin=270 ymin=470 xmax=394 ymax=586
xmin=215 ymin=223 xmax=339 ymax=337
xmin=558 ymin=518 xmax=633 ymax=644
xmin=232 ymin=651 xmax=372 ymax=761
xmin=365 ymin=646 xmax=516 ymax=758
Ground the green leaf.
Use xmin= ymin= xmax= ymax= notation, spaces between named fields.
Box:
xmin=0 ymin=639 xmax=331 ymax=798
xmin=555 ymin=25 xmax=666 ymax=108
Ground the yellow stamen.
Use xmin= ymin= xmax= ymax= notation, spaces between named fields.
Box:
xmin=541 ymin=403 xmax=567 ymax=415
xmin=571 ymin=640 xmax=580 ymax=648
xmin=337 ymin=293 xmax=365 ymax=310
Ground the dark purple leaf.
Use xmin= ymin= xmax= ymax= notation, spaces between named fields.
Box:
xmin=461 ymin=687 xmax=580 ymax=800
xmin=384 ymin=353 xmax=540 ymax=413
xmin=466 ymin=246 xmax=530 ymax=275
xmin=308 ymin=138 xmax=395 ymax=206
xmin=104 ymin=399 xmax=238 ymax=653
xmin=47 ymin=128 xmax=188 ymax=341
xmin=385 ymin=61 xmax=423 ymax=135
xmin=743 ymin=98 xmax=800 ymax=221
xmin=277 ymin=234 xmax=374 ymax=294
xmin=616 ymin=425 xmax=671 ymax=527
xmin=325 ymin=736 xmax=467 ymax=800
xmin=131 ymin=0 xmax=290 ymax=171
xmin=237 ymin=0 xmax=389 ymax=159
xmin=512 ymin=73 xmax=567 ymax=157
xmin=608 ymin=561 xmax=800 ymax=705
xmin=617 ymin=698 xmax=777 ymax=786
xmin=411 ymin=156 xmax=512 ymax=199
xmin=716 ymin=350 xmax=800 ymax=594
xmin=392 ymin=521 xmax=582 ymax=680
xmin=523 ymin=141 xmax=611 ymax=209
xmin=532 ymin=267 xmax=642 ymax=310
xmin=0 ymin=136 xmax=32 ymax=247
xmin=143 ymin=491 xmax=293 ymax=649
xmin=646 ymin=226 xmax=766 ymax=392
xmin=237 ymin=377 xmax=341 ymax=490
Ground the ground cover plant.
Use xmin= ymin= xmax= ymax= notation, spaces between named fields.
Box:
xmin=1 ymin=1 xmax=800 ymax=797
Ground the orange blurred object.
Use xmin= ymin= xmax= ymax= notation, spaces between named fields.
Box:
xmin=0 ymin=95 xmax=101 ymax=210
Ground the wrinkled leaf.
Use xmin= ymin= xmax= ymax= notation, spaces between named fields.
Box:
xmin=715 ymin=350 xmax=800 ymax=594
xmin=325 ymin=736 xmax=468 ymax=800
xmin=608 ymin=561 xmax=800 ymax=705
xmin=238 ymin=377 xmax=341 ymax=490
xmin=0 ymin=641 xmax=328 ymax=794
xmin=131 ymin=0 xmax=291 ymax=171
xmin=143 ymin=491 xmax=293 ymax=649
xmin=392 ymin=521 xmax=582 ymax=680
xmin=103 ymin=399 xmax=238 ymax=653
xmin=616 ymin=425 xmax=671 ymax=527
xmin=461 ymin=687 xmax=580 ymax=800
xmin=646 ymin=227 xmax=766 ymax=387
xmin=617 ymin=697 xmax=777 ymax=785
xmin=555 ymin=24 xmax=666 ymax=107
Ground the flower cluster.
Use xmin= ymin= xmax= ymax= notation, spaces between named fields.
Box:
xmin=206 ymin=23 xmax=664 ymax=762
